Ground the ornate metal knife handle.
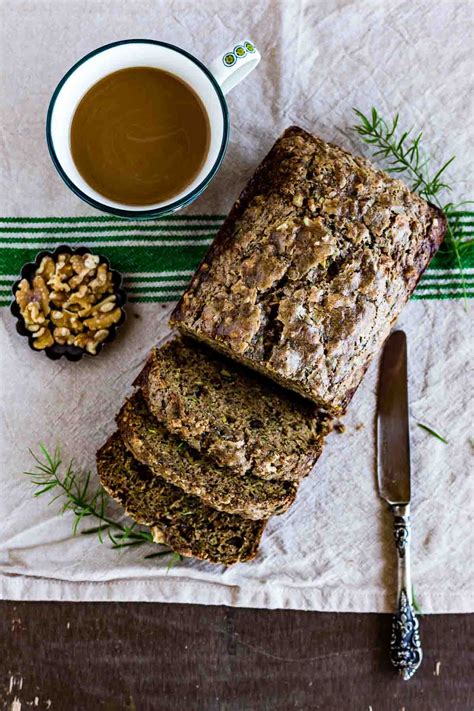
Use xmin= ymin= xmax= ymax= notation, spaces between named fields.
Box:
xmin=390 ymin=504 xmax=422 ymax=680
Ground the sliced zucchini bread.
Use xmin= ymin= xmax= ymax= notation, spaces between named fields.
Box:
xmin=135 ymin=337 xmax=329 ymax=481
xmin=116 ymin=391 xmax=298 ymax=520
xmin=97 ymin=432 xmax=266 ymax=564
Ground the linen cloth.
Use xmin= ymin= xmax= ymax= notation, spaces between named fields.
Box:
xmin=0 ymin=0 xmax=473 ymax=612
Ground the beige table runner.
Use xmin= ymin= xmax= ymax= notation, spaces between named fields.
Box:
xmin=0 ymin=0 xmax=473 ymax=612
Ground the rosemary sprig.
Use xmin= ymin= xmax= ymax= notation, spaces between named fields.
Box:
xmin=353 ymin=108 xmax=453 ymax=199
xmin=25 ymin=444 xmax=178 ymax=561
xmin=352 ymin=107 xmax=472 ymax=299
xmin=416 ymin=422 xmax=448 ymax=445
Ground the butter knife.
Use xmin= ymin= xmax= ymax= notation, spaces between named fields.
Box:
xmin=377 ymin=330 xmax=422 ymax=680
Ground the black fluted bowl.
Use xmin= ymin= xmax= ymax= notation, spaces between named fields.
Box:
xmin=10 ymin=245 xmax=127 ymax=361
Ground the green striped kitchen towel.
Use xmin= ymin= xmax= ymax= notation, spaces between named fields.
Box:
xmin=0 ymin=211 xmax=472 ymax=306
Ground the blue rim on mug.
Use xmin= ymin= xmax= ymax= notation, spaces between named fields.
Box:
xmin=46 ymin=39 xmax=230 ymax=220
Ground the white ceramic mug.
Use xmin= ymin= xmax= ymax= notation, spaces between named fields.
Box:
xmin=46 ymin=39 xmax=260 ymax=219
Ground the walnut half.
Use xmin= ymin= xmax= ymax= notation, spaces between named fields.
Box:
xmin=73 ymin=329 xmax=109 ymax=354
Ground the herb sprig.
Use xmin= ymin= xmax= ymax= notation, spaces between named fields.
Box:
xmin=352 ymin=107 xmax=472 ymax=299
xmin=25 ymin=444 xmax=177 ymax=561
xmin=416 ymin=422 xmax=448 ymax=445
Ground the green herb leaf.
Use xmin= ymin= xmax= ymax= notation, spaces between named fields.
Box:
xmin=166 ymin=551 xmax=183 ymax=572
xmin=25 ymin=445 xmax=176 ymax=563
xmin=416 ymin=422 xmax=448 ymax=444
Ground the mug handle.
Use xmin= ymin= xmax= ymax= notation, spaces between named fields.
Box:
xmin=208 ymin=39 xmax=261 ymax=95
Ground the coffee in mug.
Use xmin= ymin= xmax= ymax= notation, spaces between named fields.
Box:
xmin=47 ymin=39 xmax=260 ymax=218
xmin=70 ymin=67 xmax=210 ymax=206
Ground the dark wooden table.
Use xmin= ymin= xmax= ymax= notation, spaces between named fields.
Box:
xmin=1 ymin=602 xmax=471 ymax=711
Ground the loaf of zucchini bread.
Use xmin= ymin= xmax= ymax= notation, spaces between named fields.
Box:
xmin=97 ymin=432 xmax=265 ymax=564
xmin=134 ymin=337 xmax=329 ymax=481
xmin=116 ymin=392 xmax=297 ymax=520
xmin=171 ymin=126 xmax=446 ymax=413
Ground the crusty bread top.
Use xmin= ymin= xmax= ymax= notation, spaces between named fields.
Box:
xmin=171 ymin=126 xmax=446 ymax=412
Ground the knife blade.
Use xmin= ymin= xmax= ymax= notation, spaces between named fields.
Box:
xmin=377 ymin=329 xmax=411 ymax=505
xmin=377 ymin=330 xmax=422 ymax=681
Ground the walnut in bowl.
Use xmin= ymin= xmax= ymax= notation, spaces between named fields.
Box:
xmin=10 ymin=245 xmax=127 ymax=361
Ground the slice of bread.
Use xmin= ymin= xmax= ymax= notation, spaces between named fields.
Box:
xmin=116 ymin=391 xmax=298 ymax=520
xmin=135 ymin=337 xmax=329 ymax=481
xmin=96 ymin=432 xmax=266 ymax=565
